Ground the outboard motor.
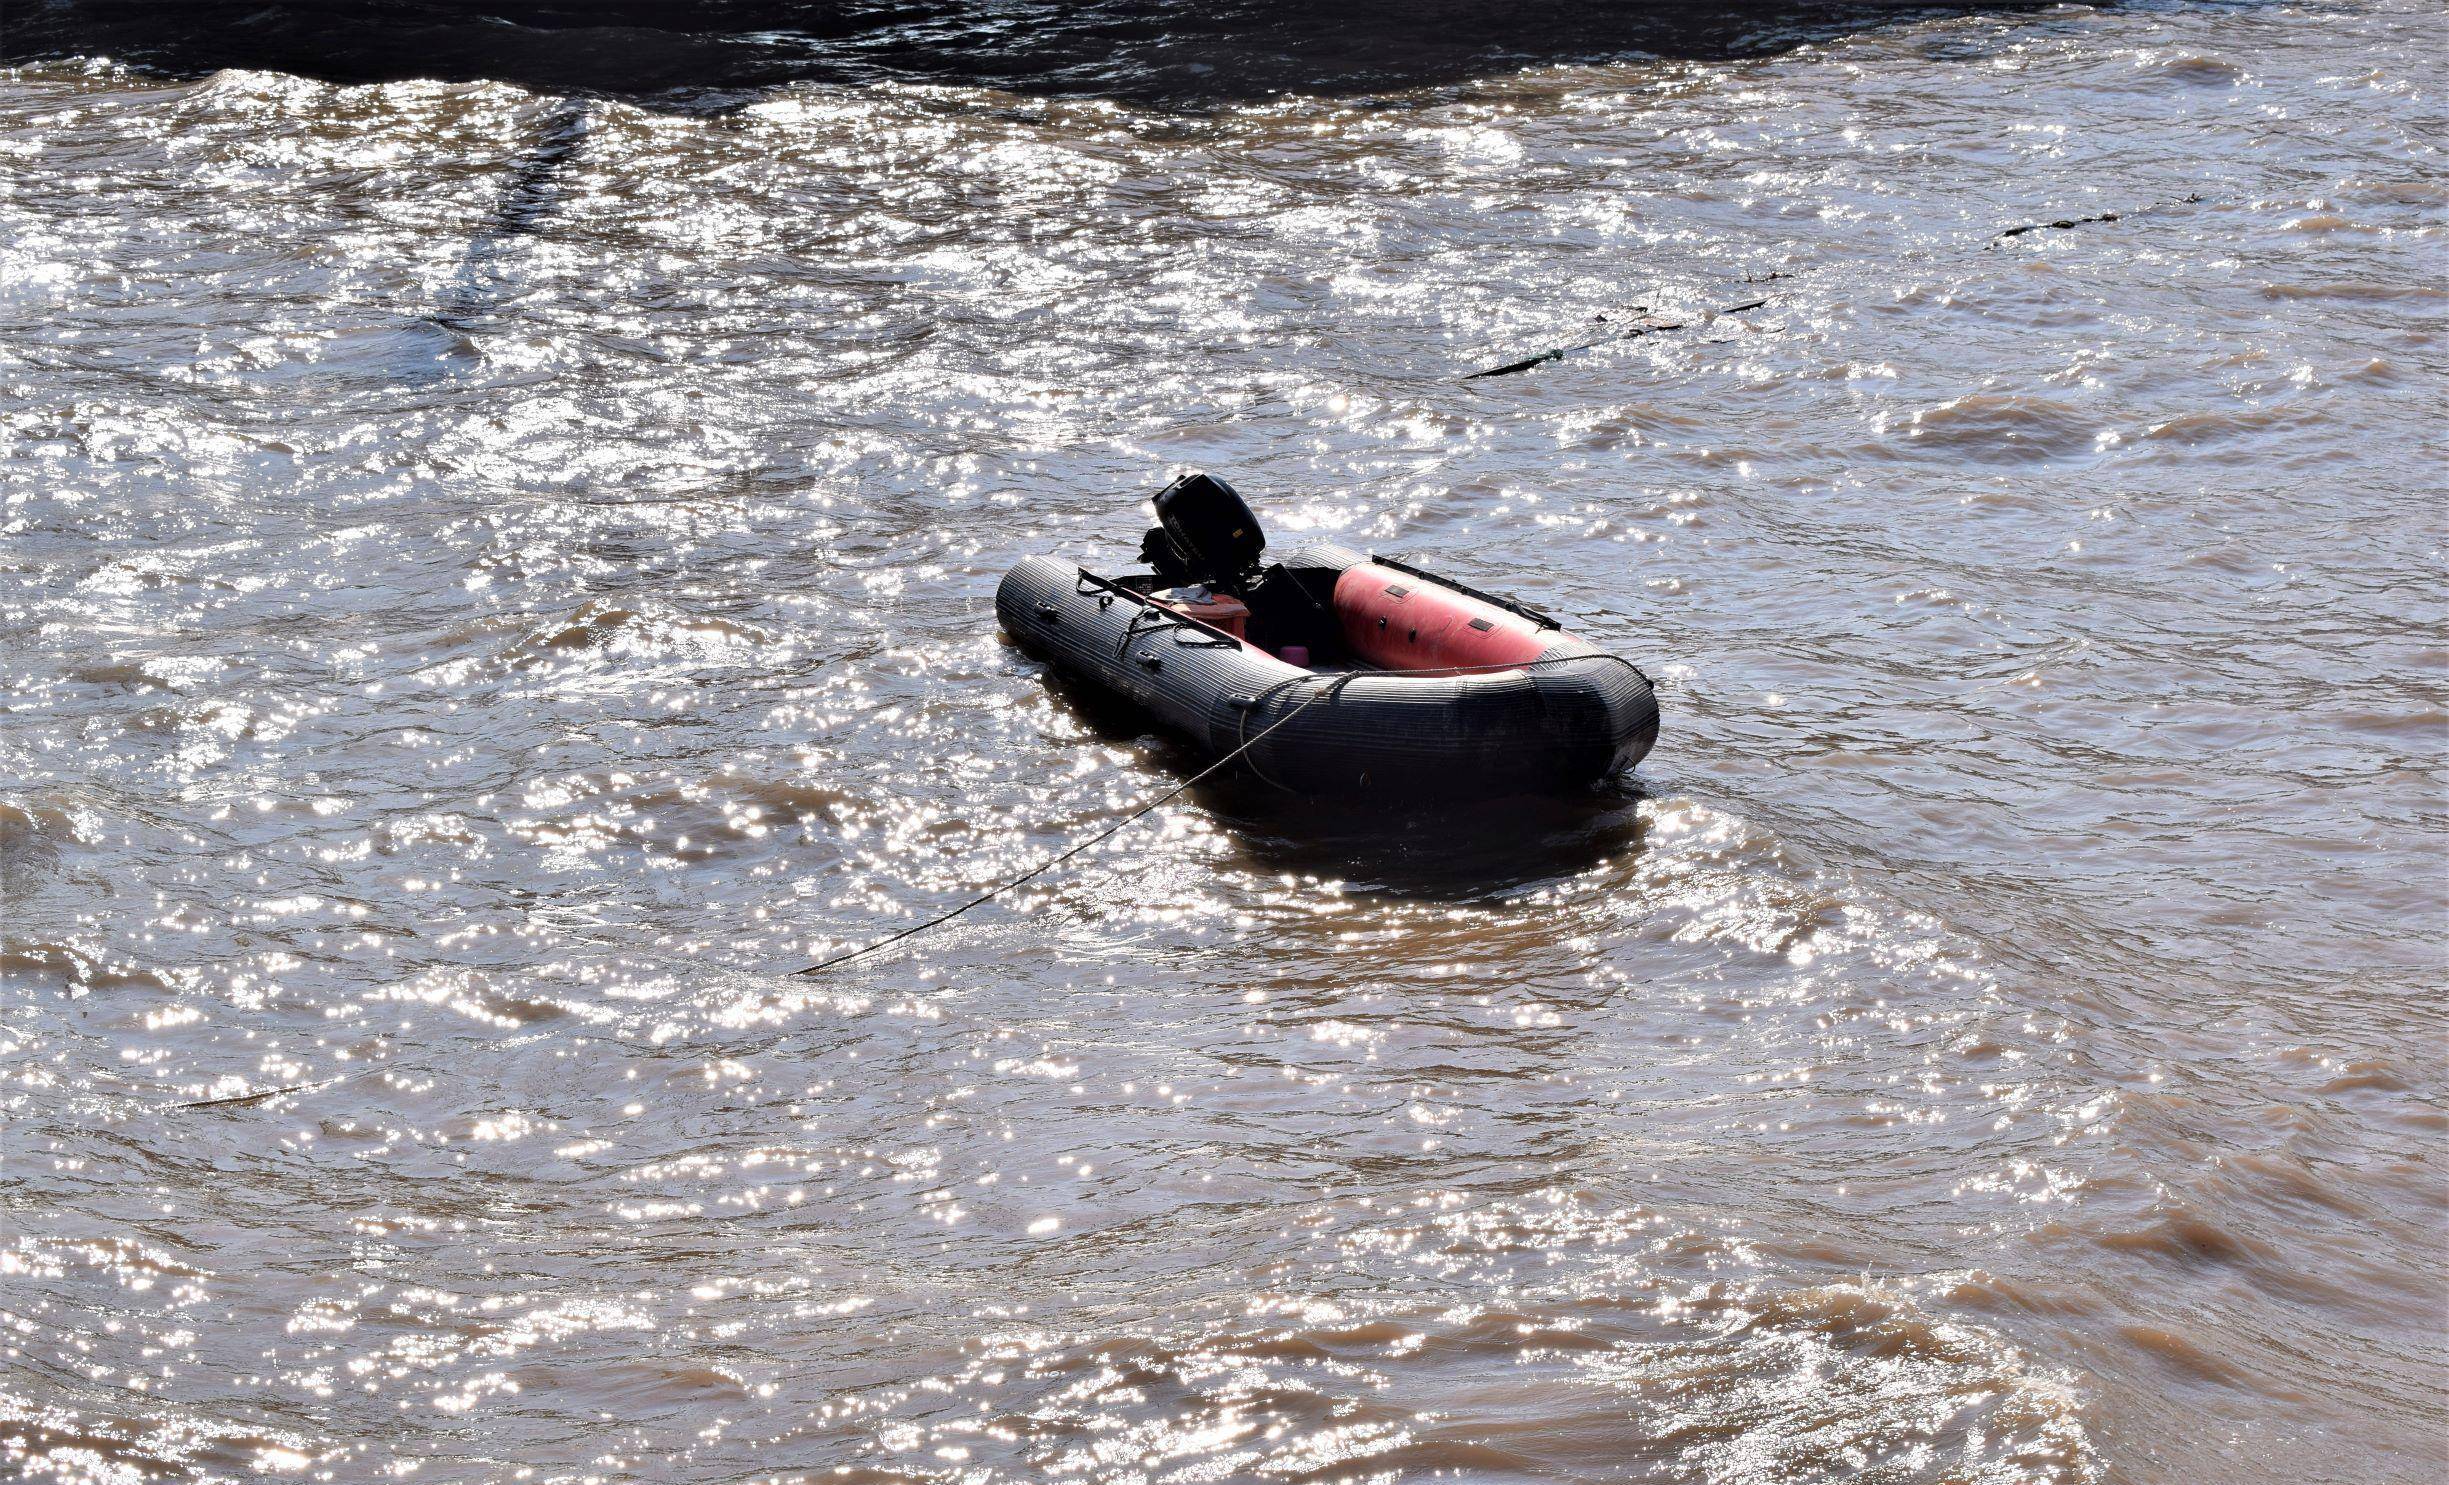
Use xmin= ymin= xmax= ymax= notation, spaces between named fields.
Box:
xmin=1140 ymin=473 xmax=1265 ymax=593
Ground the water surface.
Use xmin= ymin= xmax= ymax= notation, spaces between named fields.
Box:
xmin=1 ymin=2 xmax=2443 ymax=1481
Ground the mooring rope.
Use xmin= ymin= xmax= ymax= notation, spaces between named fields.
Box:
xmin=174 ymin=1056 xmax=443 ymax=1112
xmin=1467 ymin=299 xmax=1768 ymax=379
xmin=1985 ymin=192 xmax=2206 ymax=250
xmin=785 ymin=676 xmax=1342 ymax=977
xmin=1467 ymin=193 xmax=2214 ymax=378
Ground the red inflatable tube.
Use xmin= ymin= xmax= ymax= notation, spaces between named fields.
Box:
xmin=1333 ymin=561 xmax=1550 ymax=672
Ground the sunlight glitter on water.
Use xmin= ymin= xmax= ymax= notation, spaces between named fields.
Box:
xmin=4 ymin=1 xmax=2446 ymax=1480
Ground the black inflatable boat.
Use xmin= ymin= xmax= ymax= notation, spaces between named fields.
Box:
xmin=996 ymin=475 xmax=1659 ymax=798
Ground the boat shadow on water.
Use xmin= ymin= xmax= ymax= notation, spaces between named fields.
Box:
xmin=1041 ymin=671 xmax=1649 ymax=905
xmin=1201 ymin=776 xmax=1651 ymax=904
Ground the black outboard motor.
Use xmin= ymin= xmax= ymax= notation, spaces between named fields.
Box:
xmin=1140 ymin=473 xmax=1266 ymax=593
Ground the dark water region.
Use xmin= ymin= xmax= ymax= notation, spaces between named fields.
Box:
xmin=2 ymin=1 xmax=2445 ymax=1482
xmin=12 ymin=1 xmax=2037 ymax=106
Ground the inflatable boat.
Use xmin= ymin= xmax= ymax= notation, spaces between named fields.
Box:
xmin=995 ymin=475 xmax=1658 ymax=798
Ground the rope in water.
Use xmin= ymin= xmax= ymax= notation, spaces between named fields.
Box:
xmin=1985 ymin=192 xmax=2206 ymax=250
xmin=786 ymin=676 xmax=1343 ymax=977
xmin=175 ymin=1056 xmax=440 ymax=1111
xmin=1466 ymin=299 xmax=1768 ymax=379
xmin=1466 ymin=193 xmax=2215 ymax=378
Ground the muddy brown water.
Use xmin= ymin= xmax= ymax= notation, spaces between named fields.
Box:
xmin=1 ymin=3 xmax=2443 ymax=1481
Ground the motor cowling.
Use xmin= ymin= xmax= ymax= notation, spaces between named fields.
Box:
xmin=1144 ymin=473 xmax=1265 ymax=592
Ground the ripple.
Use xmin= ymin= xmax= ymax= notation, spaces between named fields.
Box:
xmin=1890 ymin=393 xmax=2099 ymax=462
